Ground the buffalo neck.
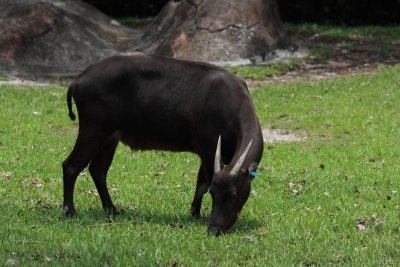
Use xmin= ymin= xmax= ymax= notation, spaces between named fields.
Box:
xmin=229 ymin=95 xmax=264 ymax=171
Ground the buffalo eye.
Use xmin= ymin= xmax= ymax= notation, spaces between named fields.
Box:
xmin=230 ymin=188 xmax=238 ymax=198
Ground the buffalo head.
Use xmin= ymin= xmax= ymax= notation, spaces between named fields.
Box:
xmin=208 ymin=136 xmax=258 ymax=236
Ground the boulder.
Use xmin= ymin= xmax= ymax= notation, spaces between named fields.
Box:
xmin=0 ymin=0 xmax=142 ymax=77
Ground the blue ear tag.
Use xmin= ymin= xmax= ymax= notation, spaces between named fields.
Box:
xmin=249 ymin=171 xmax=260 ymax=180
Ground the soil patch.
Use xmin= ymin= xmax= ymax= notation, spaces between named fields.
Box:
xmin=0 ymin=79 xmax=55 ymax=87
xmin=262 ymin=128 xmax=304 ymax=143
xmin=245 ymin=30 xmax=400 ymax=87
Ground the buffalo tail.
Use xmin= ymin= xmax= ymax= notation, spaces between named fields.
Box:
xmin=67 ymin=82 xmax=76 ymax=121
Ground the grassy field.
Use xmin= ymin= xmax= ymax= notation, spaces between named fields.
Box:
xmin=0 ymin=64 xmax=399 ymax=266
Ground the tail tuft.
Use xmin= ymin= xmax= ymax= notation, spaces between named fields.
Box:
xmin=67 ymin=82 xmax=77 ymax=121
xmin=68 ymin=110 xmax=76 ymax=121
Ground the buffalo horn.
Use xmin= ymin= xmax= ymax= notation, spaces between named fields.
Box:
xmin=214 ymin=135 xmax=222 ymax=173
xmin=230 ymin=139 xmax=253 ymax=175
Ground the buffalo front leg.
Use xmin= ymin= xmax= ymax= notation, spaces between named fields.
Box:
xmin=88 ymin=137 xmax=119 ymax=215
xmin=191 ymin=162 xmax=212 ymax=218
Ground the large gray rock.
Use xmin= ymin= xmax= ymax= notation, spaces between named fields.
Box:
xmin=0 ymin=0 xmax=142 ymax=77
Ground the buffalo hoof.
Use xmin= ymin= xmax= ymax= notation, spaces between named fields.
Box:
xmin=64 ymin=206 xmax=76 ymax=218
xmin=208 ymin=226 xmax=222 ymax=237
xmin=190 ymin=206 xmax=200 ymax=218
xmin=105 ymin=206 xmax=119 ymax=216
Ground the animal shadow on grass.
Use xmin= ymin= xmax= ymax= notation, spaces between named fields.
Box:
xmin=7 ymin=197 xmax=262 ymax=235
xmin=51 ymin=205 xmax=263 ymax=234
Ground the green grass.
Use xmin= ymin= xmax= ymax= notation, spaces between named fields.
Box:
xmin=229 ymin=59 xmax=301 ymax=79
xmin=1 ymin=66 xmax=400 ymax=265
xmin=307 ymin=46 xmax=334 ymax=61
xmin=286 ymin=23 xmax=400 ymax=42
xmin=0 ymin=75 xmax=9 ymax=81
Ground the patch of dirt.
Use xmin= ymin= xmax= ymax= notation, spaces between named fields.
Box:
xmin=246 ymin=31 xmax=400 ymax=87
xmin=245 ymin=63 xmax=379 ymax=87
xmin=262 ymin=128 xmax=304 ymax=143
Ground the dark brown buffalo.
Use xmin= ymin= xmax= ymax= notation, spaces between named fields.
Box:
xmin=63 ymin=55 xmax=263 ymax=235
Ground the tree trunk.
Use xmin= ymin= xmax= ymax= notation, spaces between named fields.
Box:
xmin=135 ymin=0 xmax=287 ymax=64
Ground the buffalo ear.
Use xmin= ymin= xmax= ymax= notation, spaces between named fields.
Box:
xmin=248 ymin=162 xmax=258 ymax=173
xmin=248 ymin=162 xmax=259 ymax=181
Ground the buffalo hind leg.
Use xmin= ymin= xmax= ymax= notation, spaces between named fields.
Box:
xmin=191 ymin=162 xmax=212 ymax=218
xmin=88 ymin=137 xmax=119 ymax=215
xmin=62 ymin=128 xmax=115 ymax=217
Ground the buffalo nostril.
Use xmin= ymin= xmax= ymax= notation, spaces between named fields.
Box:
xmin=208 ymin=226 xmax=222 ymax=236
